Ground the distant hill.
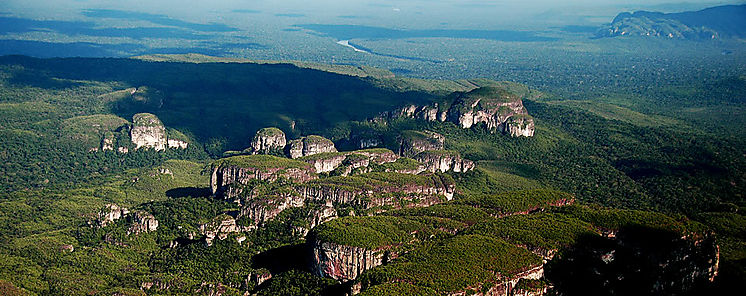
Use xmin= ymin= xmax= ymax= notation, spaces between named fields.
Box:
xmin=596 ymin=4 xmax=746 ymax=40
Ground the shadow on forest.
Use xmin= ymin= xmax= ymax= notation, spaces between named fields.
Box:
xmin=0 ymin=55 xmax=435 ymax=152
xmin=166 ymin=187 xmax=212 ymax=198
xmin=545 ymin=225 xmax=717 ymax=296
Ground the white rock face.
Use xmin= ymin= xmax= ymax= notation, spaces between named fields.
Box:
xmin=251 ymin=127 xmax=286 ymax=154
xmin=288 ymin=135 xmax=337 ymax=159
xmin=97 ymin=204 xmax=130 ymax=228
xmin=131 ymin=113 xmax=167 ymax=151
xmin=167 ymin=139 xmax=188 ymax=149
xmin=101 ymin=132 xmax=115 ymax=151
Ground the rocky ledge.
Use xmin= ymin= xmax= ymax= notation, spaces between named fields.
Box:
xmin=376 ymin=87 xmax=536 ymax=137
xmin=92 ymin=204 xmax=159 ymax=235
xmin=288 ymin=135 xmax=338 ymax=159
xmin=414 ymin=150 xmax=475 ymax=173
xmin=210 ymin=155 xmax=317 ymax=199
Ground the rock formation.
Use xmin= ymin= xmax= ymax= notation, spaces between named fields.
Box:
xmin=251 ymin=127 xmax=287 ymax=155
xmin=596 ymin=5 xmax=746 ymax=40
xmin=167 ymin=139 xmax=188 ymax=149
xmin=130 ymin=113 xmax=189 ymax=151
xmin=414 ymin=150 xmax=475 ymax=173
xmin=96 ymin=204 xmax=130 ymax=228
xmin=311 ymin=240 xmax=389 ymax=282
xmin=93 ymin=204 xmax=159 ymax=235
xmin=131 ymin=113 xmax=168 ymax=150
xmin=101 ymin=131 xmax=115 ymax=151
xmin=210 ymin=155 xmax=317 ymax=199
xmin=287 ymin=135 xmax=337 ymax=159
xmin=127 ymin=210 xmax=159 ymax=235
xmin=376 ymin=87 xmax=536 ymax=137
xmin=398 ymin=130 xmax=445 ymax=157
xmin=240 ymin=194 xmax=305 ymax=227
xmin=199 ymin=215 xmax=245 ymax=246
xmin=298 ymin=148 xmax=399 ymax=175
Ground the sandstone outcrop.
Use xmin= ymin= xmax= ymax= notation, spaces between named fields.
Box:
xmin=230 ymin=172 xmax=454 ymax=235
xmin=311 ymin=240 xmax=389 ymax=282
xmin=92 ymin=204 xmax=159 ymax=235
xmin=251 ymin=127 xmax=287 ymax=155
xmin=288 ymin=135 xmax=337 ymax=159
xmin=210 ymin=155 xmax=317 ymax=199
xmin=398 ymin=130 xmax=445 ymax=157
xmin=131 ymin=113 xmax=168 ymax=150
xmin=414 ymin=150 xmax=475 ymax=173
xmin=376 ymin=87 xmax=536 ymax=137
xmin=130 ymin=113 xmax=189 ymax=151
xmin=96 ymin=204 xmax=130 ymax=228
xmin=240 ymin=193 xmax=305 ymax=227
xmin=167 ymin=139 xmax=188 ymax=149
xmin=128 ymin=210 xmax=159 ymax=235
xmin=298 ymin=148 xmax=399 ymax=175
xmin=199 ymin=215 xmax=246 ymax=246
xmin=101 ymin=131 xmax=115 ymax=151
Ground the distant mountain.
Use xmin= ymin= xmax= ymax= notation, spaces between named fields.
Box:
xmin=596 ymin=4 xmax=746 ymax=40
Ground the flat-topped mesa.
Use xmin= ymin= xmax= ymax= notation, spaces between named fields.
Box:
xmin=298 ymin=148 xmax=400 ymax=175
xmin=296 ymin=172 xmax=456 ymax=206
xmin=398 ymin=130 xmax=445 ymax=157
xmin=414 ymin=150 xmax=475 ymax=173
xmin=288 ymin=135 xmax=337 ymax=159
xmin=377 ymin=87 xmax=536 ymax=137
xmin=131 ymin=113 xmax=167 ymax=150
xmin=236 ymin=172 xmax=455 ymax=230
xmin=210 ymin=155 xmax=316 ymax=199
xmin=251 ymin=127 xmax=287 ymax=155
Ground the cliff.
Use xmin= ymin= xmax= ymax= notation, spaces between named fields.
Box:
xmin=199 ymin=215 xmax=247 ymax=246
xmin=92 ymin=204 xmax=159 ymax=235
xmin=376 ymin=87 xmax=536 ymax=137
xmin=398 ymin=130 xmax=445 ymax=157
xmin=414 ymin=150 xmax=475 ymax=173
xmin=311 ymin=240 xmax=388 ymax=282
xmin=210 ymin=155 xmax=317 ymax=199
xmin=131 ymin=113 xmax=168 ymax=151
xmin=298 ymin=148 xmax=399 ymax=175
xmin=288 ymin=135 xmax=337 ymax=159
xmin=236 ymin=172 xmax=454 ymax=230
xmin=130 ymin=113 xmax=189 ymax=151
xmin=251 ymin=127 xmax=287 ymax=155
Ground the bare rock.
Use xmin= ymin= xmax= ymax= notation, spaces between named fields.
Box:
xmin=398 ymin=130 xmax=445 ymax=157
xmin=131 ymin=113 xmax=167 ymax=150
xmin=414 ymin=150 xmax=475 ymax=173
xmin=287 ymin=135 xmax=337 ymax=159
xmin=251 ymin=127 xmax=287 ymax=155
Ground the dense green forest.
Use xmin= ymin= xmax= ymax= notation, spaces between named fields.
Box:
xmin=0 ymin=53 xmax=744 ymax=295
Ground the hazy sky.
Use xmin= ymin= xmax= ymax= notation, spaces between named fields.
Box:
xmin=1 ymin=0 xmax=744 ymax=28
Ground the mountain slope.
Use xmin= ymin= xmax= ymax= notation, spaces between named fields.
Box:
xmin=597 ymin=4 xmax=746 ymax=40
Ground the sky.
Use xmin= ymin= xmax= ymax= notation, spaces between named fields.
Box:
xmin=0 ymin=0 xmax=744 ymax=29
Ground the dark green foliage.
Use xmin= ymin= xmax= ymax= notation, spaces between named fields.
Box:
xmin=466 ymin=213 xmax=595 ymax=250
xmin=358 ymin=235 xmax=542 ymax=293
xmin=311 ymin=216 xmax=437 ymax=249
xmin=255 ymin=270 xmax=337 ymax=296
xmin=455 ymin=189 xmax=573 ymax=216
